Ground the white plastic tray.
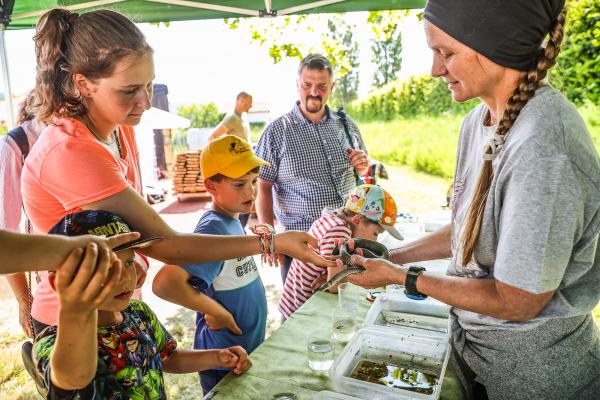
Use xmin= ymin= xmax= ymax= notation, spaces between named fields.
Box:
xmin=329 ymin=327 xmax=450 ymax=400
xmin=364 ymin=293 xmax=450 ymax=338
xmin=314 ymin=391 xmax=362 ymax=399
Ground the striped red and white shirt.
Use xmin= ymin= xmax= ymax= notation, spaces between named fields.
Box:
xmin=279 ymin=208 xmax=352 ymax=319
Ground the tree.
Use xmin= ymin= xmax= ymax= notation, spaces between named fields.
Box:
xmin=177 ymin=103 xmax=224 ymax=128
xmin=550 ymin=0 xmax=600 ymax=105
xmin=225 ymin=15 xmax=314 ymax=63
xmin=225 ymin=13 xmax=360 ymax=108
xmin=324 ymin=16 xmax=360 ymax=108
xmin=368 ymin=11 xmax=405 ymax=87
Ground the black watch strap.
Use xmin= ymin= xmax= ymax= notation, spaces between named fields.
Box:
xmin=404 ymin=265 xmax=427 ymax=300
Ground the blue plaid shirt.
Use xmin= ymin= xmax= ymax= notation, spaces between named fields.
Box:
xmin=255 ymin=102 xmax=367 ymax=232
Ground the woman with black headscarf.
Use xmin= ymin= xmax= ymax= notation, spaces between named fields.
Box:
xmin=346 ymin=1 xmax=600 ymax=399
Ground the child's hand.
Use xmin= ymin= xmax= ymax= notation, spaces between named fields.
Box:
xmin=217 ymin=346 xmax=252 ymax=374
xmin=205 ymin=310 xmax=243 ymax=335
xmin=275 ymin=231 xmax=336 ymax=269
xmin=311 ymin=273 xmax=328 ymax=290
xmin=53 ymin=242 xmax=123 ymax=316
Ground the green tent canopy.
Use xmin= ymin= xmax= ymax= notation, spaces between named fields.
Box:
xmin=5 ymin=0 xmax=425 ymax=29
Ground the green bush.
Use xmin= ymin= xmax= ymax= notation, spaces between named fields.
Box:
xmin=357 ymin=103 xmax=600 ymax=179
xmin=358 ymin=114 xmax=464 ymax=178
xmin=550 ymin=0 xmax=600 ymax=105
xmin=346 ymin=75 xmax=479 ymax=121
xmin=177 ymin=103 xmax=224 ymax=128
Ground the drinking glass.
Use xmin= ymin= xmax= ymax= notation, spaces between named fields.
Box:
xmin=307 ymin=332 xmax=335 ymax=371
xmin=338 ymin=282 xmax=359 ymax=311
xmin=267 ymin=379 xmax=300 ymax=400
xmin=331 ymin=308 xmax=357 ymax=342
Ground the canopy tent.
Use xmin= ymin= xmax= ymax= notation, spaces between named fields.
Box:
xmin=0 ymin=0 xmax=425 ymax=126
xmin=4 ymin=1 xmax=425 ymax=29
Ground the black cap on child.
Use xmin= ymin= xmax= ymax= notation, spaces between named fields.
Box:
xmin=48 ymin=210 xmax=162 ymax=252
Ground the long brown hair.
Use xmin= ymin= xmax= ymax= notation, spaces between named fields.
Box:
xmin=460 ymin=7 xmax=567 ymax=266
xmin=32 ymin=9 xmax=152 ymax=123
xmin=16 ymin=90 xmax=36 ymax=125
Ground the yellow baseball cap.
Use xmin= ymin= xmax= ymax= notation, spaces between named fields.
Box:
xmin=201 ymin=135 xmax=270 ymax=179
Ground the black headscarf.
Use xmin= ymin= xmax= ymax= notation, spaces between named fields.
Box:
xmin=424 ymin=0 xmax=565 ymax=71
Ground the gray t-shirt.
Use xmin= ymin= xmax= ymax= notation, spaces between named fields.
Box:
xmin=449 ymin=85 xmax=600 ymax=331
xmin=222 ymin=112 xmax=250 ymax=143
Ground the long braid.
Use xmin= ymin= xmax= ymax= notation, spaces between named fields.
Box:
xmin=460 ymin=8 xmax=567 ymax=266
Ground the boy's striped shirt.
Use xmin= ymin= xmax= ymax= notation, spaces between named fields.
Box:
xmin=279 ymin=209 xmax=352 ymax=319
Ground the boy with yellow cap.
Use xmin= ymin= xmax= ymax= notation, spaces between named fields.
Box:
xmin=152 ymin=135 xmax=270 ymax=394
xmin=279 ymin=184 xmax=403 ymax=320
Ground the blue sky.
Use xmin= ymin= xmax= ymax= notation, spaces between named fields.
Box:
xmin=1 ymin=11 xmax=432 ymax=118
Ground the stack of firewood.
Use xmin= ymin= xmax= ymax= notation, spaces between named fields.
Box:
xmin=172 ymin=151 xmax=206 ymax=194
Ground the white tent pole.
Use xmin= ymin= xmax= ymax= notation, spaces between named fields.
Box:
xmin=278 ymin=0 xmax=347 ymax=15
xmin=264 ymin=0 xmax=272 ymax=14
xmin=145 ymin=0 xmax=259 ymax=17
xmin=0 ymin=24 xmax=14 ymax=129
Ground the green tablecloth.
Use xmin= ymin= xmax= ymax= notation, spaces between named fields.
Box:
xmin=209 ymin=288 xmax=464 ymax=400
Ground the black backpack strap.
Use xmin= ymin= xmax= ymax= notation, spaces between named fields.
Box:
xmin=336 ymin=107 xmax=357 ymax=150
xmin=7 ymin=126 xmax=30 ymax=161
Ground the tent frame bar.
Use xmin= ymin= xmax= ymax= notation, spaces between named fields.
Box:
xmin=11 ymin=0 xmax=125 ymax=20
xmin=145 ymin=0 xmax=259 ymax=17
xmin=278 ymin=0 xmax=347 ymax=16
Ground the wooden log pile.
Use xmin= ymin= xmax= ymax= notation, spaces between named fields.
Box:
xmin=172 ymin=151 xmax=206 ymax=194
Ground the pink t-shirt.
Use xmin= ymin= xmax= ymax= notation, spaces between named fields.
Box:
xmin=21 ymin=117 xmax=142 ymax=325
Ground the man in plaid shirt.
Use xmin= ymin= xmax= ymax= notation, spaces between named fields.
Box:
xmin=255 ymin=54 xmax=369 ymax=284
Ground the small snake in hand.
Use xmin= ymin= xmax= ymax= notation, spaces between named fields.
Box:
xmin=319 ymin=238 xmax=390 ymax=292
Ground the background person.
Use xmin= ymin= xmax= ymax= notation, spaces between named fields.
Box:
xmin=208 ymin=91 xmax=253 ymax=143
xmin=1 ymin=91 xmax=44 ymax=337
xmin=347 ymin=1 xmax=600 ymax=399
xmin=255 ymin=54 xmax=369 ymax=284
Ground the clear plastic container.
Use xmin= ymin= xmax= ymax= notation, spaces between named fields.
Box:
xmin=314 ymin=391 xmax=362 ymax=399
xmin=364 ymin=293 xmax=450 ymax=338
xmin=329 ymin=328 xmax=450 ymax=400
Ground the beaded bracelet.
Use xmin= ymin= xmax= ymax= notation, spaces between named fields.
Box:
xmin=250 ymin=223 xmax=275 ymax=260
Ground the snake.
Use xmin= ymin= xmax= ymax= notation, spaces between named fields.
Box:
xmin=319 ymin=238 xmax=390 ymax=292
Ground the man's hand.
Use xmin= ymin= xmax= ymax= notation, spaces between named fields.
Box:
xmin=348 ymin=149 xmax=369 ymax=176
xmin=346 ymin=254 xmax=406 ymax=289
xmin=205 ymin=309 xmax=243 ymax=335
xmin=217 ymin=346 xmax=252 ymax=374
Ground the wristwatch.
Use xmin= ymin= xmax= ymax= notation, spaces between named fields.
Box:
xmin=404 ymin=265 xmax=427 ymax=300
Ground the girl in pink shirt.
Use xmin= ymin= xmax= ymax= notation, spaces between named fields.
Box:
xmin=22 ymin=8 xmax=331 ymax=331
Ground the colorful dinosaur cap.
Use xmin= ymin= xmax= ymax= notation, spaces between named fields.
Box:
xmin=344 ymin=184 xmax=403 ymax=240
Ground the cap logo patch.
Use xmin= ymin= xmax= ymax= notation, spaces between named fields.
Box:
xmin=88 ymin=221 xmax=130 ymax=237
xmin=229 ymin=139 xmax=249 ymax=154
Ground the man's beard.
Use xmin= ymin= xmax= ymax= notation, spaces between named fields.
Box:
xmin=304 ymin=96 xmax=323 ymax=113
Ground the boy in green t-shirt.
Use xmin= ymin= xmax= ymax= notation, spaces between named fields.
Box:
xmin=34 ymin=210 xmax=251 ymax=399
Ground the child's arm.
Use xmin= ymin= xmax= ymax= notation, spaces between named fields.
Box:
xmin=153 ymin=264 xmax=243 ymax=335
xmin=0 ymin=229 xmax=139 ymax=274
xmin=162 ymin=346 xmax=252 ymax=375
xmin=50 ymin=243 xmax=124 ymax=390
